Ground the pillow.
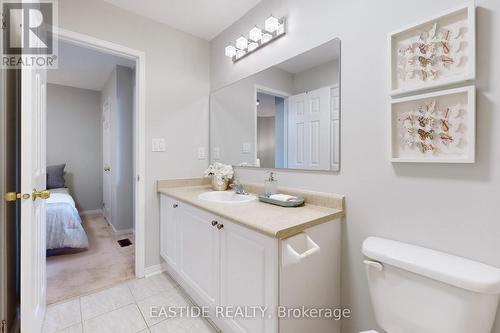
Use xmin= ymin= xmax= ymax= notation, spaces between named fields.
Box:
xmin=46 ymin=164 xmax=66 ymax=189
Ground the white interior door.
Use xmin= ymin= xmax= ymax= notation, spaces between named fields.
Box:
xmin=102 ymin=100 xmax=112 ymax=222
xmin=287 ymin=87 xmax=331 ymax=170
xmin=20 ymin=67 xmax=47 ymax=333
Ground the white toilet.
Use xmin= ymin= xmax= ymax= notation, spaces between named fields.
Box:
xmin=362 ymin=237 xmax=500 ymax=333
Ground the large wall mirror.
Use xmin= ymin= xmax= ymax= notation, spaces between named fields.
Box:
xmin=210 ymin=38 xmax=341 ymax=171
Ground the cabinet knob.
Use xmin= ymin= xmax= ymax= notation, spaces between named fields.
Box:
xmin=217 ymin=224 xmax=224 ymax=230
xmin=173 ymin=203 xmax=178 ymax=208
xmin=211 ymin=220 xmax=218 ymax=227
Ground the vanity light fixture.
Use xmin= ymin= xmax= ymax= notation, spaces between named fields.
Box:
xmin=261 ymin=33 xmax=273 ymax=44
xmin=225 ymin=45 xmax=237 ymax=58
xmin=235 ymin=49 xmax=246 ymax=59
xmin=236 ymin=36 xmax=248 ymax=50
xmin=264 ymin=15 xmax=280 ymax=33
xmin=248 ymin=42 xmax=259 ymax=52
xmin=224 ymin=15 xmax=286 ymax=62
xmin=249 ymin=26 xmax=263 ymax=42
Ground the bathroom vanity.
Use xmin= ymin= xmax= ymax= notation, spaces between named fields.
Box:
xmin=157 ymin=179 xmax=344 ymax=333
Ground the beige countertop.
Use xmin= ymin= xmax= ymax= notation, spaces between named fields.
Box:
xmin=157 ymin=179 xmax=344 ymax=239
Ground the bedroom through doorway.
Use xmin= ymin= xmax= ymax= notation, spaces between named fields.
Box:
xmin=45 ymin=39 xmax=137 ymax=304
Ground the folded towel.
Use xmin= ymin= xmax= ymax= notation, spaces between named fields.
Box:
xmin=269 ymin=194 xmax=299 ymax=202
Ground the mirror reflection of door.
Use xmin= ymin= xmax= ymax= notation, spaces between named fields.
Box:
xmin=256 ymin=92 xmax=286 ymax=169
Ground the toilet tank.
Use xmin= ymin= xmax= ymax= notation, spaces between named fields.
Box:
xmin=362 ymin=237 xmax=500 ymax=333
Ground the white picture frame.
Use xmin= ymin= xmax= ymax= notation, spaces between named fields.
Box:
xmin=389 ymin=2 xmax=476 ymax=96
xmin=390 ymin=85 xmax=475 ymax=163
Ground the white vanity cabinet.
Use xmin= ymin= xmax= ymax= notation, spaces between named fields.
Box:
xmin=160 ymin=194 xmax=277 ymax=332
xmin=219 ymin=217 xmax=278 ymax=333
xmin=159 ymin=193 xmax=341 ymax=333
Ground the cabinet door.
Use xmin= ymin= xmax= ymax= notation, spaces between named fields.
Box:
xmin=219 ymin=219 xmax=278 ymax=333
xmin=178 ymin=203 xmax=219 ymax=308
xmin=160 ymin=195 xmax=178 ymax=268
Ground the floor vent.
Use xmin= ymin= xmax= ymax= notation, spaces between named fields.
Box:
xmin=117 ymin=238 xmax=132 ymax=247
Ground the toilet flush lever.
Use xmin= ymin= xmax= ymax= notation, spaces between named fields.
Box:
xmin=363 ymin=260 xmax=384 ymax=272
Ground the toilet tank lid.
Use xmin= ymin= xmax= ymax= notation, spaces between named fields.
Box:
xmin=362 ymin=237 xmax=500 ymax=294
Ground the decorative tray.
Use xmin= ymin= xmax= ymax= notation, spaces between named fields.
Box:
xmin=258 ymin=193 xmax=305 ymax=207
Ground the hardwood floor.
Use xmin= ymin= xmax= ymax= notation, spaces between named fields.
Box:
xmin=46 ymin=214 xmax=135 ymax=304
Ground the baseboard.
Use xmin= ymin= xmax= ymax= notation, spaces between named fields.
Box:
xmin=79 ymin=209 xmax=103 ymax=216
xmin=109 ymin=223 xmax=134 ymax=236
xmin=144 ymin=262 xmax=168 ymax=277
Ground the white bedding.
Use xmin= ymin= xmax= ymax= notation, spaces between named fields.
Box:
xmin=46 ymin=188 xmax=89 ymax=251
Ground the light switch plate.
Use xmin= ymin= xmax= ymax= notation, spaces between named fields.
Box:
xmin=152 ymin=138 xmax=166 ymax=152
xmin=197 ymin=147 xmax=206 ymax=160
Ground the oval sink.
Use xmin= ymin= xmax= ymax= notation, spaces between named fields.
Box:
xmin=198 ymin=191 xmax=257 ymax=204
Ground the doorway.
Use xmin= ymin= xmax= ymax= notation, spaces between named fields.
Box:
xmin=14 ymin=28 xmax=146 ymax=332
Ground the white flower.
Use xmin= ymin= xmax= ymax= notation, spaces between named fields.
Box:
xmin=204 ymin=163 xmax=234 ymax=180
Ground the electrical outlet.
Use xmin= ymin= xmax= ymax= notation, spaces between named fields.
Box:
xmin=197 ymin=147 xmax=206 ymax=160
xmin=213 ymin=147 xmax=220 ymax=160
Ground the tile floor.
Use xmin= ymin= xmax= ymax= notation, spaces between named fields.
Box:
xmin=43 ymin=273 xmax=219 ymax=333
xmin=46 ymin=214 xmax=135 ymax=304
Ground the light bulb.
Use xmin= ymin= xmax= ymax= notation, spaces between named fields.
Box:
xmin=249 ymin=26 xmax=262 ymax=42
xmin=265 ymin=15 xmax=280 ymax=33
xmin=277 ymin=23 xmax=285 ymax=35
xmin=225 ymin=45 xmax=237 ymax=58
xmin=261 ymin=33 xmax=272 ymax=44
xmin=236 ymin=36 xmax=248 ymax=50
xmin=248 ymin=42 xmax=258 ymax=52
xmin=236 ymin=49 xmax=246 ymax=59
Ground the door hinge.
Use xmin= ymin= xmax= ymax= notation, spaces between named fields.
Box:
xmin=1 ymin=13 xmax=6 ymax=30
xmin=1 ymin=319 xmax=7 ymax=333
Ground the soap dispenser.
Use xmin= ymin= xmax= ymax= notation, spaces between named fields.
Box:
xmin=264 ymin=172 xmax=277 ymax=195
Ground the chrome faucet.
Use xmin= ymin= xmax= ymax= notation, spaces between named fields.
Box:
xmin=230 ymin=179 xmax=247 ymax=195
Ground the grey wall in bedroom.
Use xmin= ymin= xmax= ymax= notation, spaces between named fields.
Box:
xmin=47 ymin=83 xmax=102 ymax=212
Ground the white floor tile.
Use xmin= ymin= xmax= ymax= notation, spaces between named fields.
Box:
xmin=137 ymin=287 xmax=190 ymax=326
xmin=127 ymin=273 xmax=176 ymax=301
xmin=42 ymin=298 xmax=81 ymax=333
xmin=149 ymin=317 xmax=217 ymax=333
xmin=83 ymin=304 xmax=147 ymax=333
xmin=80 ymin=283 xmax=134 ymax=320
xmin=54 ymin=323 xmax=82 ymax=333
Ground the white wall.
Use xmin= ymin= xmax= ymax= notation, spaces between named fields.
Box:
xmin=292 ymin=59 xmax=339 ymax=94
xmin=210 ymin=1 xmax=500 ymax=332
xmin=58 ymin=0 xmax=210 ymax=267
xmin=46 ymin=83 xmax=102 ymax=212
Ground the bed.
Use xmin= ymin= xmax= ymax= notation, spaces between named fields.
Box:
xmin=46 ymin=188 xmax=89 ymax=254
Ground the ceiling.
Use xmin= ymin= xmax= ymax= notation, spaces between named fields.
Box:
xmin=102 ymin=0 xmax=262 ymax=40
xmin=48 ymin=41 xmax=135 ymax=91
xmin=276 ymin=38 xmax=341 ymax=74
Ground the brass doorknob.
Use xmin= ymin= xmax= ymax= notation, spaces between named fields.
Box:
xmin=32 ymin=189 xmax=50 ymax=201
